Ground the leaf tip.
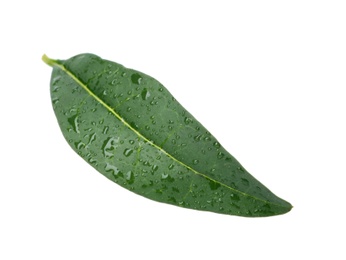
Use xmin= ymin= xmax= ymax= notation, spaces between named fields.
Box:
xmin=42 ymin=54 xmax=56 ymax=67
xmin=276 ymin=200 xmax=293 ymax=216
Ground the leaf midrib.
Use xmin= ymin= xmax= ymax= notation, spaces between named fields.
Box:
xmin=43 ymin=54 xmax=290 ymax=210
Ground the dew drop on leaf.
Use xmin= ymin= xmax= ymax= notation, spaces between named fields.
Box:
xmin=184 ymin=117 xmax=193 ymax=125
xmin=213 ymin=142 xmax=220 ymax=148
xmin=125 ymin=171 xmax=135 ymax=184
xmin=204 ymin=136 xmax=211 ymax=141
xmin=141 ymin=88 xmax=150 ymax=100
xmin=88 ymin=157 xmax=97 ymax=165
xmin=67 ymin=115 xmax=80 ymax=133
xmin=209 ymin=180 xmax=221 ymax=190
xmin=217 ymin=152 xmax=225 ymax=159
xmin=102 ymin=126 xmax=109 ymax=134
xmin=75 ymin=141 xmax=85 ymax=150
xmin=230 ymin=193 xmax=240 ymax=201
xmin=194 ymin=134 xmax=202 ymax=141
xmin=241 ymin=178 xmax=250 ymax=186
xmin=131 ymin=73 xmax=142 ymax=84
xmin=102 ymin=137 xmax=119 ymax=158
xmin=123 ymin=148 xmax=134 ymax=157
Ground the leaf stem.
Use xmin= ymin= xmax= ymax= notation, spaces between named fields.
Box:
xmin=42 ymin=54 xmax=57 ymax=67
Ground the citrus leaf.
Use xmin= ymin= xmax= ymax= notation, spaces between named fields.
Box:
xmin=42 ymin=53 xmax=292 ymax=217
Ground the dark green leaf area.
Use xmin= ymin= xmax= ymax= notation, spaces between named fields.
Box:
xmin=49 ymin=54 xmax=291 ymax=217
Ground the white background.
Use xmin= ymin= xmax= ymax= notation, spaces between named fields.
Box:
xmin=1 ymin=0 xmax=345 ymax=259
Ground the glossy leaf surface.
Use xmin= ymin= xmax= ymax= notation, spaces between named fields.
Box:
xmin=43 ymin=53 xmax=292 ymax=217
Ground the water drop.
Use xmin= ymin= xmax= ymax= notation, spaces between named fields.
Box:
xmin=102 ymin=126 xmax=109 ymax=134
xmin=230 ymin=193 xmax=240 ymax=201
xmin=141 ymin=88 xmax=150 ymax=100
xmin=168 ymin=164 xmax=174 ymax=170
xmin=217 ymin=152 xmax=225 ymax=159
xmin=193 ymin=159 xmax=199 ymax=165
xmin=143 ymin=161 xmax=150 ymax=166
xmin=131 ymin=73 xmax=142 ymax=84
xmin=204 ymin=136 xmax=211 ymax=141
xmin=125 ymin=171 xmax=134 ymax=184
xmin=213 ymin=142 xmax=220 ymax=148
xmin=209 ymin=180 xmax=221 ymax=190
xmin=88 ymin=158 xmax=97 ymax=165
xmin=67 ymin=115 xmax=80 ymax=133
xmin=75 ymin=141 xmax=85 ymax=150
xmin=123 ymin=148 xmax=133 ymax=157
xmin=86 ymin=133 xmax=96 ymax=146
xmin=130 ymin=121 xmax=139 ymax=130
xmin=241 ymin=178 xmax=249 ymax=186
xmin=184 ymin=117 xmax=193 ymax=125
xmin=102 ymin=137 xmax=119 ymax=158
xmin=52 ymin=98 xmax=59 ymax=105
xmin=194 ymin=134 xmax=202 ymax=142
xmin=52 ymin=75 xmax=61 ymax=85
xmin=237 ymin=166 xmax=245 ymax=173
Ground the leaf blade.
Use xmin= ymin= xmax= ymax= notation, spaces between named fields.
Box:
xmin=44 ymin=53 xmax=292 ymax=217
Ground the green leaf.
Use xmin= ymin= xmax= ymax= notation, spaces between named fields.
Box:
xmin=42 ymin=53 xmax=292 ymax=217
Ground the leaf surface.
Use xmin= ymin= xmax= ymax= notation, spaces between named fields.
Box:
xmin=43 ymin=53 xmax=292 ymax=217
